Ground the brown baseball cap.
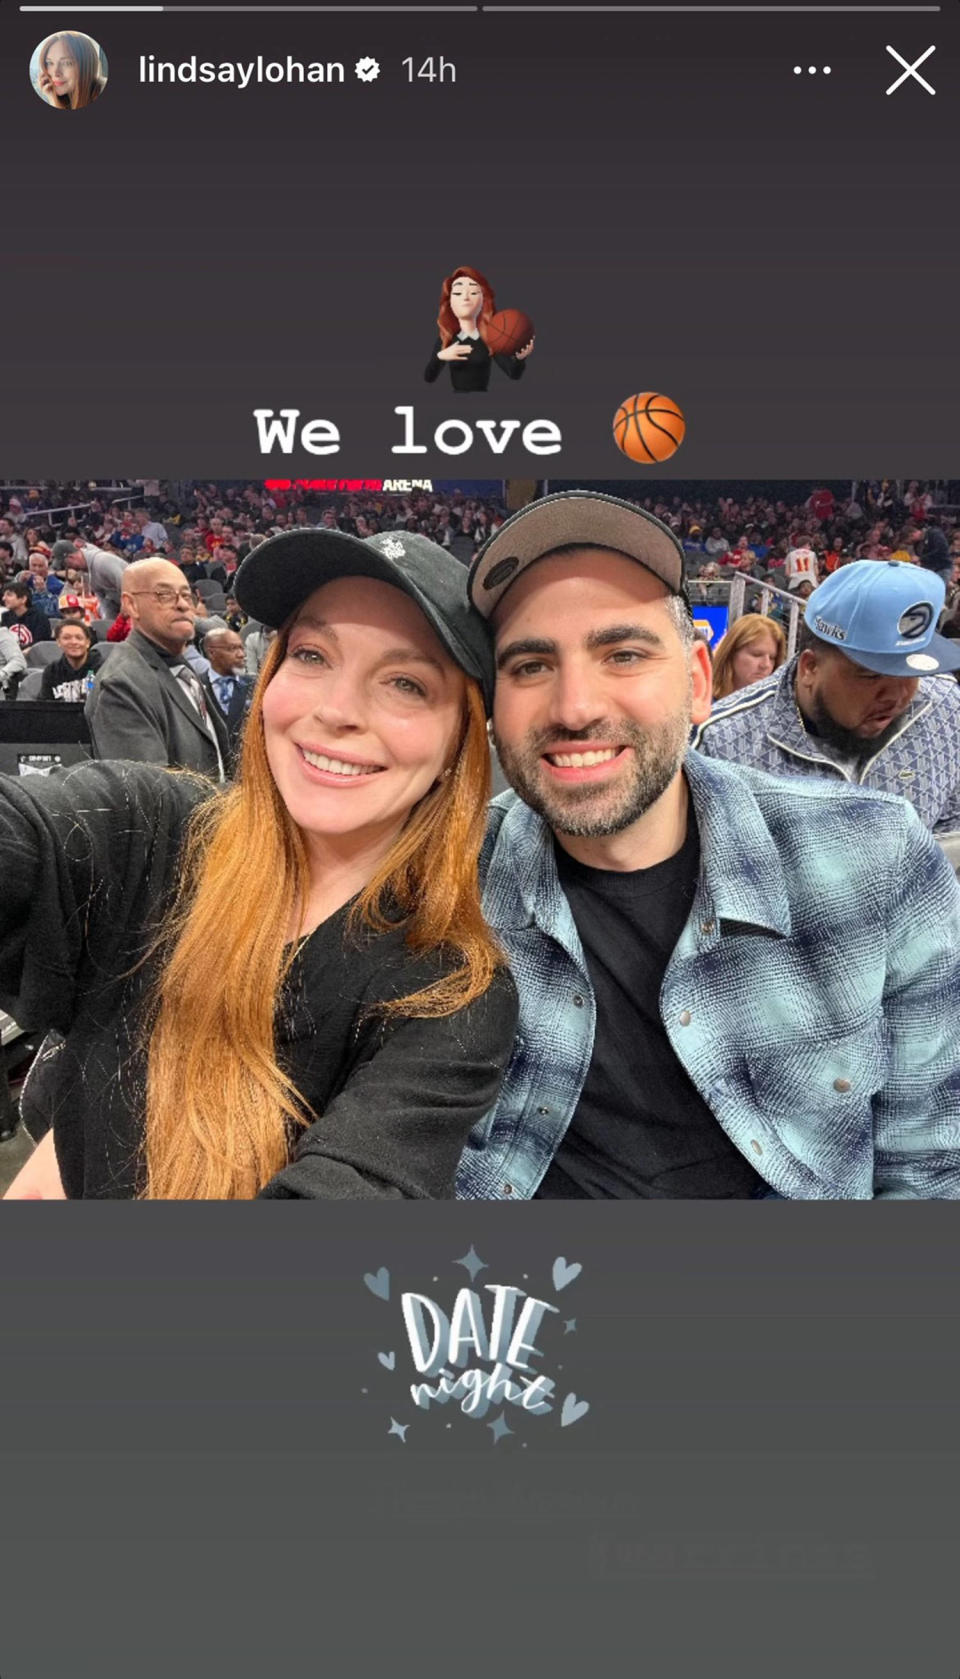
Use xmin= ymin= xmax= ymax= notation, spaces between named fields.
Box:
xmin=468 ymin=490 xmax=688 ymax=618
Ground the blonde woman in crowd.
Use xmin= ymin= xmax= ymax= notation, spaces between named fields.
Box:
xmin=711 ymin=614 xmax=787 ymax=701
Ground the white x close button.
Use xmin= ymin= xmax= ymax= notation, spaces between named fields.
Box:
xmin=885 ymin=43 xmax=936 ymax=96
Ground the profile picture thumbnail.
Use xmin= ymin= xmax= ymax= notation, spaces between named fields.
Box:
xmin=30 ymin=31 xmax=108 ymax=111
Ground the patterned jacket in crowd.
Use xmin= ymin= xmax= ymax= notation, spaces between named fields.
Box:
xmin=694 ymin=656 xmax=960 ymax=837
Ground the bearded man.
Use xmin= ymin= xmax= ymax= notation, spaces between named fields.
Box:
xmin=455 ymin=492 xmax=960 ymax=1201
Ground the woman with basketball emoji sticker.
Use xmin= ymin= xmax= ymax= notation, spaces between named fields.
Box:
xmin=424 ymin=265 xmax=535 ymax=393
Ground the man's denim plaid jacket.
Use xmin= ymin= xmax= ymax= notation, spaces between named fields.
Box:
xmin=456 ymin=750 xmax=960 ymax=1200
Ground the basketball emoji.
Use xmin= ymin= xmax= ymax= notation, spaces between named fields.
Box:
xmin=485 ymin=308 xmax=535 ymax=357
xmin=613 ymin=392 xmax=686 ymax=463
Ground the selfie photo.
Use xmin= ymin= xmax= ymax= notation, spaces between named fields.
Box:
xmin=2 ymin=477 xmax=958 ymax=1201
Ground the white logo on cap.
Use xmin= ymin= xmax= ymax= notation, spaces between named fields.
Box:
xmin=905 ymin=653 xmax=939 ymax=672
xmin=380 ymin=538 xmax=406 ymax=561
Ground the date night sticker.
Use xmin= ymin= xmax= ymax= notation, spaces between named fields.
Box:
xmin=362 ymin=1250 xmax=588 ymax=1445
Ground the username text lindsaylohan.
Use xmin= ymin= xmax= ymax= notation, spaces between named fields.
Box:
xmin=140 ymin=55 xmax=345 ymax=89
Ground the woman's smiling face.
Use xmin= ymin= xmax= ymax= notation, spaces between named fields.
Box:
xmin=261 ymin=575 xmax=466 ymax=852
xmin=44 ymin=40 xmax=77 ymax=97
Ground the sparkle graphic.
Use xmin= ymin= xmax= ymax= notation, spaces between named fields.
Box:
xmin=362 ymin=1246 xmax=589 ymax=1447
xmin=454 ymin=1245 xmax=488 ymax=1283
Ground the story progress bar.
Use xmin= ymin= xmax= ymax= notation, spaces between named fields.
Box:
xmin=17 ymin=3 xmax=946 ymax=11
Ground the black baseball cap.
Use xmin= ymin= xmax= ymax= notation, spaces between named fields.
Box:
xmin=233 ymin=527 xmax=495 ymax=712
xmin=468 ymin=490 xmax=689 ymax=617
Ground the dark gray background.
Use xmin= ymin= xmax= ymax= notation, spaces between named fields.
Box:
xmin=3 ymin=5 xmax=960 ymax=1674
xmin=1 ymin=1207 xmax=958 ymax=1676
xmin=1 ymin=2 xmax=957 ymax=474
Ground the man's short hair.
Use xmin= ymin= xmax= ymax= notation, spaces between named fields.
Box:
xmin=666 ymin=593 xmax=696 ymax=649
xmin=55 ymin=618 xmax=92 ymax=643
xmin=796 ymin=618 xmax=840 ymax=660
xmin=3 ymin=579 xmax=31 ymax=603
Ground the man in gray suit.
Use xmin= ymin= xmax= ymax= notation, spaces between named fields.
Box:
xmin=85 ymin=558 xmax=229 ymax=780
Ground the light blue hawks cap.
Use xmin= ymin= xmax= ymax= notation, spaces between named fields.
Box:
xmin=805 ymin=560 xmax=960 ymax=677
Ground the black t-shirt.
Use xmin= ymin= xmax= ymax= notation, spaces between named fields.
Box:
xmin=536 ymin=816 xmax=763 ymax=1199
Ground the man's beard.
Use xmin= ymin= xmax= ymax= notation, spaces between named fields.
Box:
xmin=493 ymin=700 xmax=692 ymax=839
xmin=801 ymin=690 xmax=907 ymax=760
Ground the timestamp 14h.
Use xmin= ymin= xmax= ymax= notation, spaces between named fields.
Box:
xmin=403 ymin=56 xmax=457 ymax=83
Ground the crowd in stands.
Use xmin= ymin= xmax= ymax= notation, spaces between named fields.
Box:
xmin=0 ymin=480 xmax=510 ymax=586
xmin=0 ymin=481 xmax=512 ymax=692
xmin=3 ymin=479 xmax=960 ymax=693
xmin=645 ymin=482 xmax=960 ymax=611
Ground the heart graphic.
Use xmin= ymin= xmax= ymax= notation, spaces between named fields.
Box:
xmin=552 ymin=1256 xmax=582 ymax=1292
xmin=378 ymin=1351 xmax=396 ymax=1371
xmin=363 ymin=1267 xmax=390 ymax=1301
xmin=561 ymin=1392 xmax=590 ymax=1428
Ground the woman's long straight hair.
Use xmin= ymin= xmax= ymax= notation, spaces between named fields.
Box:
xmin=38 ymin=32 xmax=106 ymax=108
xmin=142 ymin=631 xmax=501 ymax=1200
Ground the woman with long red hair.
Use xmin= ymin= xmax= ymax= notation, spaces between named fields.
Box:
xmin=34 ymin=31 xmax=107 ymax=110
xmin=2 ymin=528 xmax=517 ymax=1200
xmin=424 ymin=265 xmax=534 ymax=393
